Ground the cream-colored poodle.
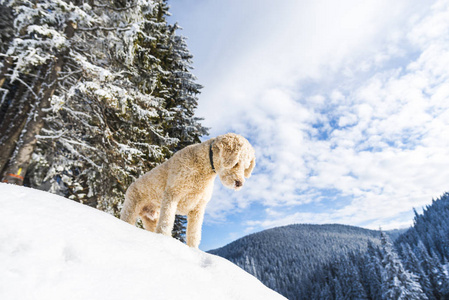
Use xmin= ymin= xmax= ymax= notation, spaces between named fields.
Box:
xmin=120 ymin=133 xmax=256 ymax=248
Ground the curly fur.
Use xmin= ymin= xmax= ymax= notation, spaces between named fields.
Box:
xmin=120 ymin=133 xmax=256 ymax=248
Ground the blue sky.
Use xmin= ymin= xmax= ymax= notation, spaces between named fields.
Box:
xmin=168 ymin=0 xmax=449 ymax=251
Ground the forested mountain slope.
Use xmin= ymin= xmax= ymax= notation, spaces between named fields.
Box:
xmin=210 ymin=194 xmax=449 ymax=299
xmin=301 ymin=193 xmax=449 ymax=300
xmin=209 ymin=224 xmax=384 ymax=299
xmin=395 ymin=193 xmax=449 ymax=262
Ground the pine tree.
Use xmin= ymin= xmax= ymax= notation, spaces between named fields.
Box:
xmin=379 ymin=232 xmax=427 ymax=300
xmin=129 ymin=0 xmax=206 ymax=152
xmin=0 ymin=0 xmax=93 ymax=183
xmin=319 ymin=282 xmax=332 ymax=300
xmin=333 ymin=276 xmax=344 ymax=300
xmin=162 ymin=23 xmax=206 ymax=150
xmin=400 ymin=242 xmax=435 ymax=300
xmin=363 ymin=241 xmax=384 ymax=300
xmin=20 ymin=0 xmax=166 ymax=211
xmin=415 ymin=241 xmax=449 ymax=299
xmin=172 ymin=215 xmax=187 ymax=243
xmin=339 ymin=254 xmax=369 ymax=299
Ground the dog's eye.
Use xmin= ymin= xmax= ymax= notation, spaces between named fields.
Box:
xmin=233 ymin=162 xmax=239 ymax=168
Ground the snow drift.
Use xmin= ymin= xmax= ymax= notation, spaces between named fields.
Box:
xmin=0 ymin=183 xmax=285 ymax=300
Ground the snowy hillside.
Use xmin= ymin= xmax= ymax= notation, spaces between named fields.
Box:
xmin=0 ymin=183 xmax=285 ymax=300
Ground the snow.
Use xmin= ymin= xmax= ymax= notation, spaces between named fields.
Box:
xmin=0 ymin=183 xmax=285 ymax=300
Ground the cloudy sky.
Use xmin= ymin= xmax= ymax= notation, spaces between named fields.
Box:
xmin=169 ymin=0 xmax=449 ymax=251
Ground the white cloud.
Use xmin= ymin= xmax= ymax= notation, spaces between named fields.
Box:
xmin=194 ymin=0 xmax=428 ymax=127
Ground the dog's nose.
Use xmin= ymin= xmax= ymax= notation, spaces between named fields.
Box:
xmin=235 ymin=180 xmax=243 ymax=187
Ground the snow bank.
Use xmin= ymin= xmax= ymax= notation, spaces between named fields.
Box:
xmin=0 ymin=183 xmax=285 ymax=300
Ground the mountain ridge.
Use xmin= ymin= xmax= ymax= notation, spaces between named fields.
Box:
xmin=208 ymin=223 xmax=388 ymax=299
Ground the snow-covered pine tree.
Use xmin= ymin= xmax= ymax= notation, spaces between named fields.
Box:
xmin=162 ymin=23 xmax=207 ymax=150
xmin=318 ymin=282 xmax=332 ymax=299
xmin=129 ymin=0 xmax=206 ymax=152
xmin=95 ymin=0 xmax=206 ymax=215
xmin=415 ymin=240 xmax=449 ymax=299
xmin=339 ymin=253 xmax=369 ymax=299
xmin=0 ymin=0 xmax=94 ymax=183
xmin=21 ymin=0 xmax=167 ymax=209
xmin=30 ymin=0 xmax=195 ymax=215
xmin=379 ymin=231 xmax=428 ymax=300
xmin=363 ymin=241 xmax=384 ymax=300
xmin=172 ymin=214 xmax=187 ymax=243
xmin=399 ymin=242 xmax=435 ymax=300
xmin=333 ymin=277 xmax=344 ymax=299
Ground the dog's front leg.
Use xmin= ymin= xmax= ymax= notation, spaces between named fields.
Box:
xmin=156 ymin=191 xmax=179 ymax=236
xmin=186 ymin=207 xmax=205 ymax=248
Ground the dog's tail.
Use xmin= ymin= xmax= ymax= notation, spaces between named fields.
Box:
xmin=120 ymin=194 xmax=137 ymax=225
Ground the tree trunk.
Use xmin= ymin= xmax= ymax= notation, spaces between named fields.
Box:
xmin=0 ymin=56 xmax=12 ymax=89
xmin=0 ymin=71 xmax=43 ymax=174
xmin=1 ymin=21 xmax=76 ymax=185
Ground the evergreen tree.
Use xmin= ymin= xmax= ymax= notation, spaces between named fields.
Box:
xmin=400 ymin=242 xmax=435 ymax=300
xmin=397 ymin=193 xmax=449 ymax=261
xmin=319 ymin=282 xmax=332 ymax=300
xmin=333 ymin=276 xmax=344 ymax=300
xmin=364 ymin=241 xmax=383 ymax=300
xmin=379 ymin=232 xmax=427 ymax=300
xmin=415 ymin=241 xmax=449 ymax=299
xmin=162 ymin=23 xmax=206 ymax=150
xmin=23 ymin=0 xmax=172 ymax=213
xmin=339 ymin=253 xmax=369 ymax=299
xmin=0 ymin=0 xmax=92 ymax=183
xmin=172 ymin=215 xmax=187 ymax=243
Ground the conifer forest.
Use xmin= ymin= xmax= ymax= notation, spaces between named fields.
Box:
xmin=211 ymin=193 xmax=449 ymax=300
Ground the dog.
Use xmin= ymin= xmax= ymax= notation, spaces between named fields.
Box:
xmin=120 ymin=133 xmax=256 ymax=248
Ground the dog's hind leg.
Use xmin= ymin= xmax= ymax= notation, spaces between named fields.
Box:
xmin=140 ymin=205 xmax=159 ymax=232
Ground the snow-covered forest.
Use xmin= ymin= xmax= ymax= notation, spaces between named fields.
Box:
xmin=300 ymin=194 xmax=449 ymax=299
xmin=211 ymin=193 xmax=449 ymax=299
xmin=209 ymin=223 xmax=385 ymax=298
xmin=0 ymin=0 xmax=206 ymax=223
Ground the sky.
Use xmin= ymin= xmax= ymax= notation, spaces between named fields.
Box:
xmin=168 ymin=0 xmax=449 ymax=251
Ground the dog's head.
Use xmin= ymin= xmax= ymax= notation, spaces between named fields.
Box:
xmin=212 ymin=133 xmax=256 ymax=191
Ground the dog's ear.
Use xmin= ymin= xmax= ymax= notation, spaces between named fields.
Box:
xmin=215 ymin=134 xmax=242 ymax=169
xmin=244 ymin=157 xmax=256 ymax=178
